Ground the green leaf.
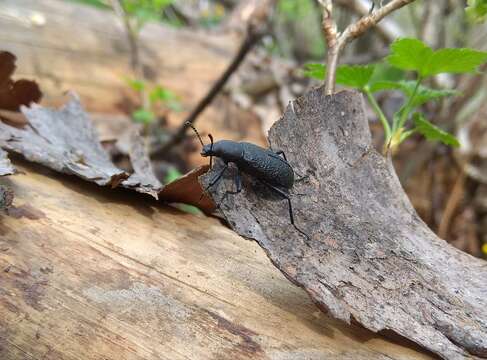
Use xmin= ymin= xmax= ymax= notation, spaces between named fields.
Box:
xmin=466 ymin=0 xmax=487 ymax=23
xmin=303 ymin=63 xmax=374 ymax=89
xmin=387 ymin=38 xmax=433 ymax=73
xmin=370 ymin=80 xmax=459 ymax=105
xmin=387 ymin=38 xmax=487 ymax=78
xmin=149 ymin=85 xmax=176 ymax=103
xmin=368 ymin=62 xmax=405 ymax=85
xmin=422 ymin=48 xmax=487 ymax=76
xmin=413 ymin=113 xmax=460 ymax=147
xmin=303 ymin=63 xmax=325 ymax=80
xmin=132 ymin=108 xmax=155 ymax=124
xmin=125 ymin=78 xmax=146 ymax=92
xmin=336 ymin=64 xmax=375 ymax=89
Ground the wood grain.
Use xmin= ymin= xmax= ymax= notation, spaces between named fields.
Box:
xmin=0 ymin=160 xmax=432 ymax=359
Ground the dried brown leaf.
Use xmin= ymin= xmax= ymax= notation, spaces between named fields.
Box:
xmin=0 ymin=51 xmax=42 ymax=112
xmin=161 ymin=165 xmax=215 ymax=214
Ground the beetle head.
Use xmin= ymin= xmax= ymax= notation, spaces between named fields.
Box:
xmin=200 ymin=143 xmax=213 ymax=157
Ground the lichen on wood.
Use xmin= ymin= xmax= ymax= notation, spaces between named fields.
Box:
xmin=201 ymin=88 xmax=487 ymax=360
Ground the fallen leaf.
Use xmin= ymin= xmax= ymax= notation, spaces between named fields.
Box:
xmin=201 ymin=88 xmax=487 ymax=359
xmin=0 ymin=51 xmax=42 ymax=112
xmin=161 ymin=165 xmax=215 ymax=214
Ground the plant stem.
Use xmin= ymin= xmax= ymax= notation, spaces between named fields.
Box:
xmin=364 ymin=87 xmax=391 ymax=140
xmin=396 ymin=76 xmax=422 ymax=131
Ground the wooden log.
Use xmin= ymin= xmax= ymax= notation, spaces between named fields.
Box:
xmin=0 ymin=160 xmax=433 ymax=359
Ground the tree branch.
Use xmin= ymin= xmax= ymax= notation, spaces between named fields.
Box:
xmin=110 ymin=0 xmax=149 ymax=110
xmin=335 ymin=0 xmax=404 ymax=42
xmin=320 ymin=0 xmax=417 ymax=95
xmin=151 ymin=31 xmax=261 ymax=157
xmin=318 ymin=0 xmax=339 ymax=96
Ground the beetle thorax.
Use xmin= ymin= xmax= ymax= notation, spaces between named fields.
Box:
xmin=201 ymin=140 xmax=244 ymax=163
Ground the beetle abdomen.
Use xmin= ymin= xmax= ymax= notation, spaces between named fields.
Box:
xmin=238 ymin=142 xmax=294 ymax=188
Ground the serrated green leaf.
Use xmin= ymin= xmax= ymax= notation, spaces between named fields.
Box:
xmin=422 ymin=48 xmax=487 ymax=76
xmin=132 ymin=108 xmax=155 ymax=124
xmin=387 ymin=38 xmax=487 ymax=78
xmin=466 ymin=0 xmax=487 ymax=23
xmin=336 ymin=65 xmax=375 ymax=89
xmin=387 ymin=38 xmax=433 ymax=73
xmin=303 ymin=63 xmax=325 ymax=80
xmin=413 ymin=113 xmax=460 ymax=147
xmin=303 ymin=63 xmax=375 ymax=89
xmin=370 ymin=80 xmax=459 ymax=105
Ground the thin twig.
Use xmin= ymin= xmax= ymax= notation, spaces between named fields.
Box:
xmin=320 ymin=0 xmax=416 ymax=95
xmin=335 ymin=0 xmax=404 ymax=42
xmin=152 ymin=0 xmax=276 ymax=156
xmin=318 ymin=0 xmax=338 ymax=95
xmin=151 ymin=32 xmax=261 ymax=157
xmin=110 ymin=0 xmax=149 ymax=110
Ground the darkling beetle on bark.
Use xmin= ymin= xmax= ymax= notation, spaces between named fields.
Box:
xmin=187 ymin=122 xmax=310 ymax=241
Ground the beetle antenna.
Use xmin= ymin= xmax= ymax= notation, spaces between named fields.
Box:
xmin=208 ymin=134 xmax=214 ymax=169
xmin=185 ymin=122 xmax=205 ymax=147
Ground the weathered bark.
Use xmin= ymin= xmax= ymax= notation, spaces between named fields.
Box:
xmin=0 ymin=161 xmax=433 ymax=360
xmin=202 ymin=88 xmax=487 ymax=360
xmin=0 ymin=149 xmax=15 ymax=177
xmin=0 ymin=149 xmax=15 ymax=210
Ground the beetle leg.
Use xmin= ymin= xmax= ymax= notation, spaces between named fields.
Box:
xmin=207 ymin=163 xmax=228 ymax=188
xmin=274 ymin=150 xmax=287 ymax=161
xmin=199 ymin=163 xmax=229 ymax=202
xmin=261 ymin=181 xmax=310 ymax=243
xmin=214 ymin=167 xmax=242 ymax=209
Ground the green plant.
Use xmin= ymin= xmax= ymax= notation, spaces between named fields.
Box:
xmin=126 ymin=78 xmax=181 ymax=124
xmin=466 ymin=0 xmax=487 ymax=23
xmin=304 ymin=38 xmax=487 ymax=153
xmin=121 ymin=0 xmax=175 ymax=29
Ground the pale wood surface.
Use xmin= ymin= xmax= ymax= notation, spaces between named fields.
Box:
xmin=0 ymin=160 xmax=433 ymax=359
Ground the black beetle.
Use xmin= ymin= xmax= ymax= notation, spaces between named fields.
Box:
xmin=187 ymin=123 xmax=309 ymax=241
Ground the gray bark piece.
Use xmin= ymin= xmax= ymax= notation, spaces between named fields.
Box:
xmin=0 ymin=148 xmax=15 ymax=210
xmin=201 ymin=88 xmax=487 ymax=360
xmin=0 ymin=94 xmax=127 ymax=186
xmin=0 ymin=148 xmax=15 ymax=176
xmin=122 ymin=126 xmax=163 ymax=199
